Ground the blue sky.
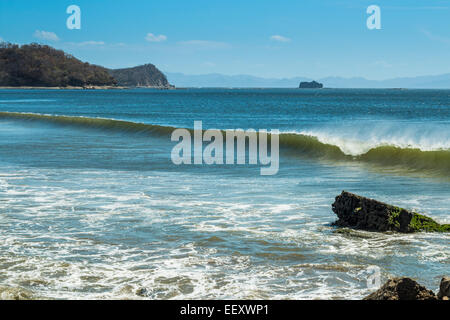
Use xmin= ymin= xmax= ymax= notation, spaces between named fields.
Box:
xmin=1 ymin=0 xmax=449 ymax=79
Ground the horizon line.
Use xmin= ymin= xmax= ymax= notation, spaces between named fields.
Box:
xmin=162 ymin=71 xmax=450 ymax=82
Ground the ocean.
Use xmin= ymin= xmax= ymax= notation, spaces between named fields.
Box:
xmin=0 ymin=88 xmax=448 ymax=299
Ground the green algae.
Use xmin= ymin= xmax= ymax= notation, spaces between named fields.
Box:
xmin=388 ymin=206 xmax=449 ymax=232
xmin=409 ymin=213 xmax=450 ymax=232
xmin=388 ymin=206 xmax=401 ymax=229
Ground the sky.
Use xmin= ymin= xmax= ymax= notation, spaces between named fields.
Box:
xmin=0 ymin=0 xmax=449 ymax=80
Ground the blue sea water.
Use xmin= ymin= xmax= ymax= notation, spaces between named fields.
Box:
xmin=0 ymin=88 xmax=448 ymax=299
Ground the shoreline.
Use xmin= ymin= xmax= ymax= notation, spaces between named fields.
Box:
xmin=0 ymin=85 xmax=127 ymax=90
xmin=0 ymin=85 xmax=175 ymax=90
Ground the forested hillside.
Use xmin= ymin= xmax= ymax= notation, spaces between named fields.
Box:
xmin=0 ymin=43 xmax=117 ymax=87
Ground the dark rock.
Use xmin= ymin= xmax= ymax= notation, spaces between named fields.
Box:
xmin=299 ymin=80 xmax=323 ymax=88
xmin=332 ymin=191 xmax=450 ymax=232
xmin=438 ymin=276 xmax=450 ymax=300
xmin=364 ymin=277 xmax=437 ymax=300
xmin=135 ymin=287 xmax=150 ymax=297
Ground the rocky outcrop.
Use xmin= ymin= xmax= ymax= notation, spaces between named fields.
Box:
xmin=332 ymin=191 xmax=450 ymax=233
xmin=364 ymin=277 xmax=437 ymax=300
xmin=299 ymin=80 xmax=323 ymax=88
xmin=0 ymin=43 xmax=174 ymax=89
xmin=438 ymin=277 xmax=450 ymax=300
xmin=108 ymin=64 xmax=174 ymax=89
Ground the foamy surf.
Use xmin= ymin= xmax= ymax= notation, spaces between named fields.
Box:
xmin=297 ymin=123 xmax=450 ymax=155
xmin=0 ymin=88 xmax=449 ymax=300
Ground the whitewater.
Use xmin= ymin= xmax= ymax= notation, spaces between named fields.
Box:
xmin=0 ymin=88 xmax=448 ymax=299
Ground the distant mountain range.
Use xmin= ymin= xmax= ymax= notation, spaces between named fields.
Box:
xmin=165 ymin=73 xmax=310 ymax=88
xmin=166 ymin=72 xmax=450 ymax=89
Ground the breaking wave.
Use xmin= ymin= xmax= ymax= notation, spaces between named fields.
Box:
xmin=1 ymin=111 xmax=449 ymax=175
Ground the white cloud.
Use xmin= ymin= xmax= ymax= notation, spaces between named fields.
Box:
xmin=65 ymin=41 xmax=106 ymax=47
xmin=178 ymin=40 xmax=230 ymax=49
xmin=270 ymin=35 xmax=291 ymax=42
xmin=372 ymin=60 xmax=392 ymax=68
xmin=34 ymin=30 xmax=59 ymax=41
xmin=420 ymin=29 xmax=450 ymax=44
xmin=0 ymin=36 xmax=3 ymax=42
xmin=385 ymin=6 xmax=449 ymax=11
xmin=145 ymin=33 xmax=167 ymax=42
xmin=78 ymin=41 xmax=105 ymax=46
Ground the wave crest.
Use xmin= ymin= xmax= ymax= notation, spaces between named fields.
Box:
xmin=1 ymin=111 xmax=449 ymax=175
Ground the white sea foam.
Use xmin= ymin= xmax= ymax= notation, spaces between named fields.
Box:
xmin=290 ymin=121 xmax=450 ymax=156
xmin=0 ymin=163 xmax=448 ymax=300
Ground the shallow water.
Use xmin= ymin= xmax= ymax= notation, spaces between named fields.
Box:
xmin=0 ymin=88 xmax=448 ymax=299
